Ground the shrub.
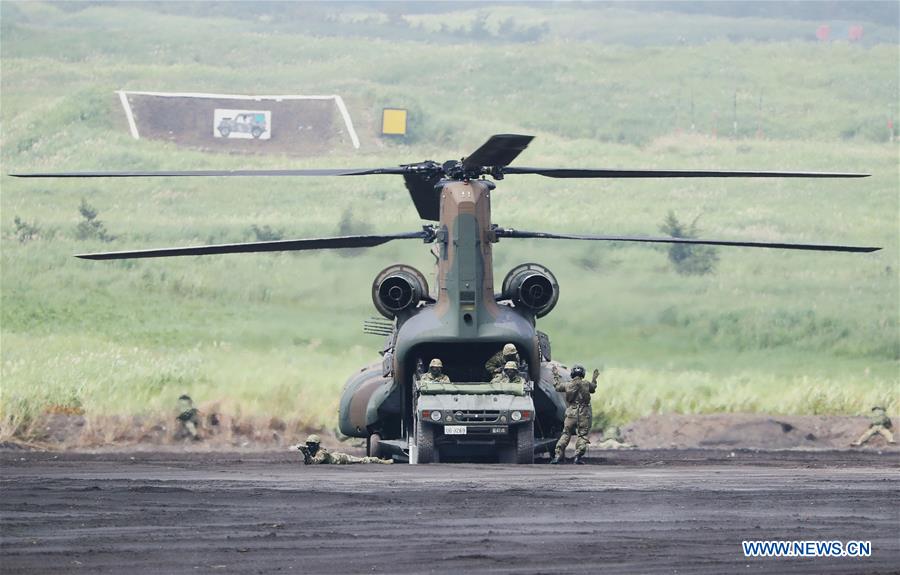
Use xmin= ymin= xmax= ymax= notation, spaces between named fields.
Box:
xmin=13 ymin=216 xmax=42 ymax=243
xmin=74 ymin=199 xmax=115 ymax=242
xmin=659 ymin=211 xmax=719 ymax=276
xmin=249 ymin=224 xmax=284 ymax=242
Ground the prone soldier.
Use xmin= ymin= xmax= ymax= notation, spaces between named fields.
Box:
xmin=175 ymin=394 xmax=201 ymax=440
xmin=294 ymin=434 xmax=393 ymax=465
xmin=551 ymin=364 xmax=599 ymax=464
xmin=851 ymin=406 xmax=896 ymax=446
xmin=595 ymin=425 xmax=636 ymax=450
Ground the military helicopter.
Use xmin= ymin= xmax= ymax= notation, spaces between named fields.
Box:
xmin=14 ymin=134 xmax=879 ymax=463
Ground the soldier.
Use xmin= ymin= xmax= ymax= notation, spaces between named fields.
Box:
xmin=851 ymin=406 xmax=896 ymax=446
xmin=491 ymin=361 xmax=525 ymax=386
xmin=595 ymin=425 xmax=636 ymax=450
xmin=485 ymin=343 xmax=520 ymax=377
xmin=550 ymin=364 xmax=599 ymax=464
xmin=294 ymin=434 xmax=393 ymax=464
xmin=175 ymin=394 xmax=200 ymax=440
xmin=420 ymin=358 xmax=450 ymax=384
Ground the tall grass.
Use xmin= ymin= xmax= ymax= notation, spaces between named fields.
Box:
xmin=1 ymin=3 xmax=897 ymax=438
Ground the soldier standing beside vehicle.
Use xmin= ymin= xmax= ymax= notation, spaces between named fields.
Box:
xmin=551 ymin=365 xmax=599 ymax=464
xmin=851 ymin=406 xmax=896 ymax=446
xmin=294 ymin=435 xmax=393 ymax=464
xmin=485 ymin=343 xmax=521 ymax=377
xmin=175 ymin=394 xmax=201 ymax=440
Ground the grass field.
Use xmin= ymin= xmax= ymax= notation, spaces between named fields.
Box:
xmin=1 ymin=3 xmax=897 ymax=439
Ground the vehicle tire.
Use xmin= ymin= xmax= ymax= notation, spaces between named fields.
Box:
xmin=515 ymin=421 xmax=535 ymax=464
xmin=416 ymin=420 xmax=435 ymax=464
xmin=218 ymin=126 xmax=231 ymax=138
xmin=251 ymin=127 xmax=263 ymax=138
xmin=367 ymin=433 xmax=382 ymax=458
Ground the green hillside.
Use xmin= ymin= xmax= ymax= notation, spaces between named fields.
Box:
xmin=2 ymin=2 xmax=897 ymax=438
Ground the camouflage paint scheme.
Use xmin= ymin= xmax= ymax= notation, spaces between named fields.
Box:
xmin=338 ymin=179 xmax=567 ymax=460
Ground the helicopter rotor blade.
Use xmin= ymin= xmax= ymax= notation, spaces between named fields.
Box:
xmin=463 ymin=134 xmax=534 ymax=170
xmin=76 ymin=230 xmax=430 ymax=260
xmin=494 ymin=228 xmax=880 ymax=253
xmin=11 ymin=167 xmax=408 ymax=178
xmin=501 ymin=167 xmax=869 ymax=178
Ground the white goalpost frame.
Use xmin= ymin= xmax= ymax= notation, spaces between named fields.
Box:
xmin=116 ymin=90 xmax=361 ymax=149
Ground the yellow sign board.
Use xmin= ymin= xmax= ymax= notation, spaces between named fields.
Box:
xmin=382 ymin=108 xmax=408 ymax=136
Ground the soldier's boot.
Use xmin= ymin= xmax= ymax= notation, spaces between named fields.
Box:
xmin=573 ymin=453 xmax=585 ymax=465
xmin=550 ymin=450 xmax=564 ymax=464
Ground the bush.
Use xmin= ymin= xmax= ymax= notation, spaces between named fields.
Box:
xmin=13 ymin=216 xmax=42 ymax=243
xmin=659 ymin=211 xmax=719 ymax=276
xmin=74 ymin=199 xmax=115 ymax=242
xmin=249 ymin=224 xmax=284 ymax=242
xmin=337 ymin=208 xmax=373 ymax=258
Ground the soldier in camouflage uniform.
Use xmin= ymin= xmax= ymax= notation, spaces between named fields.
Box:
xmin=491 ymin=361 xmax=525 ymax=386
xmin=420 ymin=358 xmax=451 ymax=384
xmin=550 ymin=364 xmax=599 ymax=464
xmin=485 ymin=343 xmax=520 ymax=378
xmin=175 ymin=394 xmax=200 ymax=440
xmin=295 ymin=435 xmax=393 ymax=464
xmin=595 ymin=425 xmax=636 ymax=450
xmin=851 ymin=406 xmax=896 ymax=446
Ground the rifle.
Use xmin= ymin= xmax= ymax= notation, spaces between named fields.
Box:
xmin=296 ymin=444 xmax=313 ymax=465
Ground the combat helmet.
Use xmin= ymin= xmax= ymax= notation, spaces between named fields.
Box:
xmin=570 ymin=364 xmax=586 ymax=378
xmin=503 ymin=361 xmax=519 ymax=371
xmin=306 ymin=434 xmax=321 ymax=445
xmin=502 ymin=343 xmax=517 ymax=356
xmin=429 ymin=358 xmax=443 ymax=369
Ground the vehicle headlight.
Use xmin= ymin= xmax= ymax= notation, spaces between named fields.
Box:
xmin=510 ymin=410 xmax=522 ymax=422
xmin=430 ymin=410 xmax=442 ymax=422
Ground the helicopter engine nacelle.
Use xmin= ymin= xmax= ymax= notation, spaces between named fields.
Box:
xmin=372 ymin=265 xmax=430 ymax=319
xmin=501 ymin=263 xmax=559 ymax=318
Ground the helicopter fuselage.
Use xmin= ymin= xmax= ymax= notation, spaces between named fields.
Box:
xmin=337 ymin=179 xmax=567 ymax=461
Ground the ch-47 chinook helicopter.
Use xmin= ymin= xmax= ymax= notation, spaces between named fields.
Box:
xmin=14 ymin=134 xmax=879 ymax=463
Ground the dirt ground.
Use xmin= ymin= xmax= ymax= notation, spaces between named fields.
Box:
xmin=2 ymin=448 xmax=898 ymax=575
xmin=19 ymin=412 xmax=899 ymax=453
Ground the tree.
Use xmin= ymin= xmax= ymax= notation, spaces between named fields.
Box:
xmin=75 ymin=199 xmax=115 ymax=242
xmin=659 ymin=211 xmax=718 ymax=275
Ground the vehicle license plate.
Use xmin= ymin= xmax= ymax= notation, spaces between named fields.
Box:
xmin=444 ymin=425 xmax=467 ymax=435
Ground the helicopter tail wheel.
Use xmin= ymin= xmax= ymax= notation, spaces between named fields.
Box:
xmin=415 ymin=420 xmax=435 ymax=464
xmin=367 ymin=432 xmax=382 ymax=458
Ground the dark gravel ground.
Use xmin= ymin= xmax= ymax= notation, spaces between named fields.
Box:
xmin=1 ymin=449 xmax=898 ymax=574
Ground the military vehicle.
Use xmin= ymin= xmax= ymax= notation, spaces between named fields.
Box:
xmin=217 ymin=112 xmax=267 ymax=138
xmin=13 ymin=134 xmax=879 ymax=463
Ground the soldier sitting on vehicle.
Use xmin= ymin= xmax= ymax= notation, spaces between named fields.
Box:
xmin=293 ymin=435 xmax=393 ymax=465
xmin=420 ymin=358 xmax=451 ymax=384
xmin=485 ymin=343 xmax=523 ymax=378
xmin=491 ymin=361 xmax=525 ymax=385
xmin=174 ymin=394 xmax=201 ymax=440
xmin=594 ymin=425 xmax=636 ymax=450
xmin=851 ymin=406 xmax=896 ymax=446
